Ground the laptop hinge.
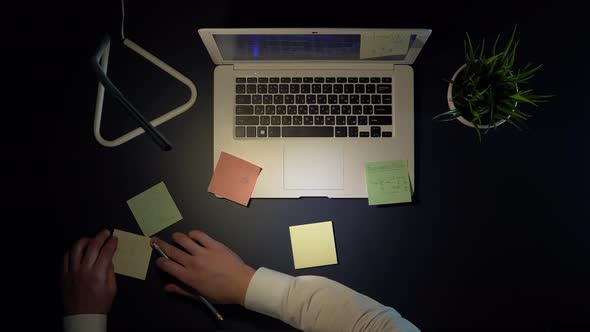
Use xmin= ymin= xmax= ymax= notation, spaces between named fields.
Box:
xmin=234 ymin=63 xmax=395 ymax=71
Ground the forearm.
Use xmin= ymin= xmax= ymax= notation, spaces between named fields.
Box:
xmin=244 ymin=268 xmax=420 ymax=332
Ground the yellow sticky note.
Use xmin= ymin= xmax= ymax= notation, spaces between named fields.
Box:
xmin=289 ymin=221 xmax=338 ymax=269
xmin=360 ymin=31 xmax=411 ymax=59
xmin=112 ymin=229 xmax=152 ymax=280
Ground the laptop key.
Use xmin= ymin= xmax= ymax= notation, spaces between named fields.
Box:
xmin=268 ymin=126 xmax=281 ymax=137
xmin=335 ymin=126 xmax=347 ymax=137
xmin=285 ymin=95 xmax=295 ymax=104
xmin=265 ymin=105 xmax=276 ymax=114
xmin=304 ymin=116 xmax=314 ymax=125
xmin=353 ymin=105 xmax=362 ymax=114
xmin=247 ymin=126 xmax=257 ymax=137
xmin=252 ymin=95 xmax=262 ymax=104
xmin=271 ymin=116 xmax=281 ymax=125
xmin=374 ymin=105 xmax=392 ymax=114
xmin=236 ymin=84 xmax=246 ymax=93
xmin=344 ymin=84 xmax=354 ymax=93
xmin=348 ymin=77 xmax=358 ymax=83
xmin=258 ymin=77 xmax=269 ymax=83
xmin=236 ymin=105 xmax=254 ymax=115
xmin=382 ymin=131 xmax=392 ymax=137
xmin=322 ymin=84 xmax=332 ymax=93
xmin=369 ymin=116 xmax=392 ymax=125
xmin=347 ymin=116 xmax=357 ymax=125
xmin=320 ymin=105 xmax=330 ymax=114
xmin=317 ymin=95 xmax=327 ymax=104
xmin=363 ymin=105 xmax=373 ymax=114
xmin=292 ymin=77 xmax=302 ymax=83
xmin=382 ymin=77 xmax=392 ymax=83
xmin=247 ymin=84 xmax=257 ymax=93
xmin=358 ymin=116 xmax=368 ymax=125
xmin=290 ymin=85 xmax=300 ymax=94
xmin=301 ymin=84 xmax=311 ymax=93
xmin=269 ymin=84 xmax=278 ymax=93
xmin=314 ymin=116 xmax=324 ymax=125
xmin=339 ymin=95 xmax=349 ymax=104
xmin=331 ymin=105 xmax=341 ymax=114
xmin=314 ymin=77 xmax=325 ymax=83
xmin=236 ymin=116 xmax=259 ymax=125
xmin=326 ymin=77 xmax=336 ymax=83
xmin=371 ymin=77 xmax=381 ymax=83
xmin=255 ymin=105 xmax=265 ymax=114
xmin=303 ymin=77 xmax=313 ymax=83
xmin=371 ymin=126 xmax=381 ymax=137
xmin=235 ymin=126 xmax=245 ymax=137
xmin=309 ymin=105 xmax=319 ymax=114
xmin=377 ymin=84 xmax=392 ymax=93
xmin=306 ymin=95 xmax=317 ymax=104
xmin=287 ymin=105 xmax=297 ymax=114
xmin=274 ymin=95 xmax=284 ymax=104
xmin=236 ymin=95 xmax=251 ymax=104
xmin=282 ymin=126 xmax=333 ymax=137
xmin=326 ymin=116 xmax=335 ymax=125
xmin=382 ymin=95 xmax=392 ymax=104
xmin=359 ymin=77 xmax=369 ymax=83
xmin=270 ymin=77 xmax=280 ymax=83
xmin=296 ymin=95 xmax=306 ymax=104
xmin=281 ymin=77 xmax=291 ymax=83
xmin=337 ymin=77 xmax=347 ymax=83
xmin=257 ymin=126 xmax=268 ymax=137
xmin=276 ymin=105 xmax=286 ymax=114
xmin=336 ymin=116 xmax=346 ymax=125
xmin=349 ymin=126 xmax=359 ymax=137
xmin=279 ymin=84 xmax=289 ymax=93
xmin=328 ymin=95 xmax=338 ymax=104
xmin=258 ymin=85 xmax=268 ymax=94
xmin=263 ymin=95 xmax=273 ymax=104
xmin=236 ymin=77 xmax=246 ymax=83
xmin=366 ymin=84 xmax=376 ymax=93
xmin=312 ymin=84 xmax=322 ymax=93
xmin=361 ymin=95 xmax=371 ymax=104
xmin=247 ymin=77 xmax=257 ymax=83
xmin=360 ymin=132 xmax=370 ymax=137
xmin=293 ymin=116 xmax=303 ymax=125
xmin=342 ymin=105 xmax=351 ymax=114
xmin=372 ymin=95 xmax=382 ymax=104
xmin=282 ymin=116 xmax=292 ymax=125
xmin=334 ymin=84 xmax=343 ymax=93
xmin=298 ymin=105 xmax=308 ymax=114
xmin=355 ymin=84 xmax=365 ymax=93
xmin=260 ymin=116 xmax=270 ymax=125
xmin=350 ymin=95 xmax=359 ymax=104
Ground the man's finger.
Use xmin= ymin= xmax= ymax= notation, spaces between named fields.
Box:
xmin=95 ymin=236 xmax=118 ymax=274
xmin=188 ymin=230 xmax=220 ymax=249
xmin=172 ymin=232 xmax=203 ymax=255
xmin=156 ymin=257 xmax=190 ymax=284
xmin=70 ymin=238 xmax=90 ymax=272
xmin=164 ymin=283 xmax=199 ymax=300
xmin=152 ymin=237 xmax=192 ymax=266
xmin=107 ymin=263 xmax=117 ymax=293
xmin=82 ymin=229 xmax=111 ymax=269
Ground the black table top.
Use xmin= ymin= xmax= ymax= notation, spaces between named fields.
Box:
xmin=43 ymin=1 xmax=589 ymax=330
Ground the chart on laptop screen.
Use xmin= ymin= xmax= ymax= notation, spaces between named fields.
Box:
xmin=213 ymin=34 xmax=415 ymax=61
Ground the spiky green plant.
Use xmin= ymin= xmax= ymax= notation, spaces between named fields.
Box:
xmin=434 ymin=26 xmax=551 ymax=139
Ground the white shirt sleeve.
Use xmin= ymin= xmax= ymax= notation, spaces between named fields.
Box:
xmin=63 ymin=314 xmax=107 ymax=332
xmin=245 ymin=267 xmax=420 ymax=332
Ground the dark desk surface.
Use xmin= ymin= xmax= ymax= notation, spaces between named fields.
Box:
xmin=46 ymin=1 xmax=589 ymax=330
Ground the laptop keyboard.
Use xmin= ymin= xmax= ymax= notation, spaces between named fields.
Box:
xmin=234 ymin=76 xmax=393 ymax=138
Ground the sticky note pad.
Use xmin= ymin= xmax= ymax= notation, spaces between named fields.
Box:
xmin=112 ymin=229 xmax=152 ymax=280
xmin=360 ymin=31 xmax=411 ymax=59
xmin=289 ymin=221 xmax=338 ymax=269
xmin=365 ymin=160 xmax=412 ymax=205
xmin=208 ymin=152 xmax=262 ymax=206
xmin=127 ymin=182 xmax=182 ymax=236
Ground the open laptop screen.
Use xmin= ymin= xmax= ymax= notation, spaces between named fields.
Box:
xmin=213 ymin=34 xmax=417 ymax=61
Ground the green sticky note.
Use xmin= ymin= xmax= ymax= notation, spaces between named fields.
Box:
xmin=365 ymin=160 xmax=412 ymax=205
xmin=126 ymin=182 xmax=182 ymax=236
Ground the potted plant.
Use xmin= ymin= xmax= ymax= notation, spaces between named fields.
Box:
xmin=435 ymin=26 xmax=551 ymax=139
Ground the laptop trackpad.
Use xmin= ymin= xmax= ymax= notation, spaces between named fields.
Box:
xmin=283 ymin=142 xmax=343 ymax=190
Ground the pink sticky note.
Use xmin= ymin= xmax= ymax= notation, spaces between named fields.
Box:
xmin=208 ymin=152 xmax=262 ymax=206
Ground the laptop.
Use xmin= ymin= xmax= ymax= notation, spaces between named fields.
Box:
xmin=198 ymin=28 xmax=431 ymax=198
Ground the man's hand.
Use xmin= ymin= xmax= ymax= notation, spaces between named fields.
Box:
xmin=153 ymin=230 xmax=255 ymax=305
xmin=62 ymin=229 xmax=118 ymax=315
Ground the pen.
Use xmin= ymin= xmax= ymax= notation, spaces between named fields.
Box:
xmin=151 ymin=240 xmax=224 ymax=321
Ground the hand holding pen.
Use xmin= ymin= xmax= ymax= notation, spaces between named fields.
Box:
xmin=151 ymin=231 xmax=256 ymax=314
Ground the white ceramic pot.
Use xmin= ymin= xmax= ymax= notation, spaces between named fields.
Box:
xmin=447 ymin=64 xmax=512 ymax=129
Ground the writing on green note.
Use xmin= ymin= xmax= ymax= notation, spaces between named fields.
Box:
xmin=365 ymin=160 xmax=412 ymax=205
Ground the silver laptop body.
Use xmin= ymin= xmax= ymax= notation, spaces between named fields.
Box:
xmin=199 ymin=28 xmax=431 ymax=198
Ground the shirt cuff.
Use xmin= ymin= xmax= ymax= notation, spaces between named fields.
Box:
xmin=63 ymin=314 xmax=107 ymax=332
xmin=244 ymin=267 xmax=293 ymax=319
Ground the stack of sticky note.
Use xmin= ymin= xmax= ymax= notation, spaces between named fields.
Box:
xmin=365 ymin=160 xmax=412 ymax=205
xmin=208 ymin=152 xmax=262 ymax=206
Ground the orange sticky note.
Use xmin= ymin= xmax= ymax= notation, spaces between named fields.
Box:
xmin=208 ymin=152 xmax=262 ymax=206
